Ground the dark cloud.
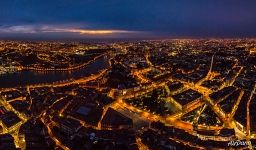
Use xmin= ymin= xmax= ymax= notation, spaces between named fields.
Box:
xmin=0 ymin=0 xmax=256 ymax=39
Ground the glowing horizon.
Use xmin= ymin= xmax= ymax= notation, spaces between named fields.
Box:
xmin=42 ymin=28 xmax=134 ymax=35
xmin=0 ymin=25 xmax=138 ymax=35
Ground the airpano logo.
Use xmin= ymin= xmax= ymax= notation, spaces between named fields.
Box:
xmin=227 ymin=140 xmax=251 ymax=147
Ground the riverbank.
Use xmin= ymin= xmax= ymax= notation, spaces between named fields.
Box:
xmin=0 ymin=55 xmax=110 ymax=88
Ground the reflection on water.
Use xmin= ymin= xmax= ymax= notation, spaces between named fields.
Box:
xmin=0 ymin=56 xmax=109 ymax=88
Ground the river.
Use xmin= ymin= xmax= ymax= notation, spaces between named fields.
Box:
xmin=0 ymin=55 xmax=110 ymax=88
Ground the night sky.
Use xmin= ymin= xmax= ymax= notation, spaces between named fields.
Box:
xmin=0 ymin=0 xmax=256 ymax=40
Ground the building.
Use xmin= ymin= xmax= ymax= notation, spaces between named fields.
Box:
xmin=53 ymin=117 xmax=81 ymax=136
xmin=101 ymin=108 xmax=133 ymax=129
xmin=0 ymin=134 xmax=16 ymax=149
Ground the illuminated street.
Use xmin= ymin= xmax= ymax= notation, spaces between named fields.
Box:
xmin=0 ymin=0 xmax=256 ymax=149
xmin=0 ymin=39 xmax=255 ymax=149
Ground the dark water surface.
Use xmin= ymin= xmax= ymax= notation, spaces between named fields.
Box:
xmin=0 ymin=56 xmax=109 ymax=88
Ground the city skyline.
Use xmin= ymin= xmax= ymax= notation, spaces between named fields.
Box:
xmin=0 ymin=1 xmax=256 ymax=149
xmin=0 ymin=39 xmax=255 ymax=149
